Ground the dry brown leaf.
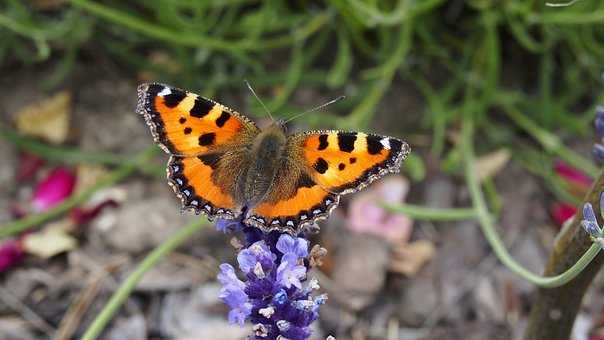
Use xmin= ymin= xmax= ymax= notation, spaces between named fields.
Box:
xmin=15 ymin=91 xmax=71 ymax=144
xmin=390 ymin=240 xmax=435 ymax=276
xmin=475 ymin=149 xmax=511 ymax=182
xmin=74 ymin=164 xmax=108 ymax=195
xmin=22 ymin=220 xmax=77 ymax=258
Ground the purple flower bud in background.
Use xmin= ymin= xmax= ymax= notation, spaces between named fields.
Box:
xmin=216 ymin=221 xmax=326 ymax=339
xmin=593 ymin=106 xmax=604 ymax=163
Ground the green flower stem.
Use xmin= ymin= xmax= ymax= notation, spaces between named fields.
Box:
xmin=343 ymin=17 xmax=413 ymax=129
xmin=382 ymin=203 xmax=477 ymax=221
xmin=80 ymin=218 xmax=206 ymax=340
xmin=499 ymin=99 xmax=599 ymax=178
xmin=0 ymin=146 xmax=159 ymax=239
xmin=68 ymin=0 xmax=330 ymax=52
xmin=0 ymin=125 xmax=164 ymax=178
xmin=462 ymin=115 xmax=601 ymax=288
xmin=0 ymin=12 xmax=49 ymax=59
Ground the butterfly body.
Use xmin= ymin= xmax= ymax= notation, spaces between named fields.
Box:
xmin=137 ymin=83 xmax=410 ymax=234
xmin=239 ymin=123 xmax=288 ymax=207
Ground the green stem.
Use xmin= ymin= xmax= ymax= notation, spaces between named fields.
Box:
xmin=382 ymin=203 xmax=477 ymax=221
xmin=80 ymin=219 xmax=206 ymax=340
xmin=0 ymin=125 xmax=164 ymax=178
xmin=462 ymin=115 xmax=601 ymax=288
xmin=68 ymin=0 xmax=330 ymax=52
xmin=499 ymin=98 xmax=599 ymax=178
xmin=0 ymin=147 xmax=159 ymax=239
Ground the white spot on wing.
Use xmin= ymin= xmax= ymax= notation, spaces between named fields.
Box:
xmin=380 ymin=138 xmax=391 ymax=149
xmin=158 ymin=87 xmax=172 ymax=96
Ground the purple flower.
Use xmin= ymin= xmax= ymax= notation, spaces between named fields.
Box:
xmin=581 ymin=191 xmax=604 ymax=250
xmin=216 ymin=218 xmax=244 ymax=233
xmin=216 ymin=222 xmax=326 ymax=339
xmin=217 ymin=263 xmax=252 ymax=326
xmin=593 ymin=106 xmax=604 ymax=163
xmin=277 ymin=234 xmax=308 ymax=258
xmin=276 ymin=259 xmax=307 ymax=289
xmin=237 ymin=240 xmax=276 ymax=275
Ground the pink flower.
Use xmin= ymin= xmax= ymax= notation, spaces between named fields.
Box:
xmin=346 ymin=176 xmax=413 ymax=244
xmin=70 ymin=199 xmax=119 ymax=225
xmin=31 ymin=167 xmax=76 ymax=212
xmin=551 ymin=202 xmax=577 ymax=226
xmin=0 ymin=240 xmax=24 ymax=272
xmin=554 ymin=160 xmax=592 ymax=188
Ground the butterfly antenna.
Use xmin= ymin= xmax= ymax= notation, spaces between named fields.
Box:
xmin=244 ymin=80 xmax=274 ymax=122
xmin=283 ymin=95 xmax=345 ymax=124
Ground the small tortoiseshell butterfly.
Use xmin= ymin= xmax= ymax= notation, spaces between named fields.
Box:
xmin=137 ymin=83 xmax=410 ymax=234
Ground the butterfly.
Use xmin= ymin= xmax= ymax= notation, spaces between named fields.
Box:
xmin=136 ymin=83 xmax=410 ymax=234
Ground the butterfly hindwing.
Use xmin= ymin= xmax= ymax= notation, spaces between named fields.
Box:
xmin=137 ymin=83 xmax=259 ymax=156
xmin=297 ymin=131 xmax=410 ymax=194
xmin=244 ymin=155 xmax=340 ymax=233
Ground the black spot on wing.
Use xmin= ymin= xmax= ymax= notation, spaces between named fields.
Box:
xmin=198 ymin=132 xmax=216 ymax=146
xmin=147 ymin=84 xmax=164 ymax=98
xmin=338 ymin=163 xmax=345 ymax=170
xmin=184 ymin=127 xmax=192 ymax=135
xmin=163 ymin=89 xmax=187 ymax=108
xmin=337 ymin=132 xmax=357 ymax=153
xmin=198 ymin=153 xmax=222 ymax=169
xmin=349 ymin=157 xmax=357 ymax=164
xmin=314 ymin=157 xmax=328 ymax=174
xmin=179 ymin=117 xmax=186 ymax=124
xmin=215 ymin=111 xmax=231 ymax=127
xmin=296 ymin=173 xmax=316 ymax=188
xmin=190 ymin=97 xmax=214 ymax=118
xmin=318 ymin=134 xmax=329 ymax=150
xmin=366 ymin=136 xmax=384 ymax=155
xmin=389 ymin=138 xmax=403 ymax=154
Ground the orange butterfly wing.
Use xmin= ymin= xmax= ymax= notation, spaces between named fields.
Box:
xmin=299 ymin=131 xmax=410 ymax=194
xmin=137 ymin=83 xmax=258 ymax=219
xmin=244 ymin=131 xmax=409 ymax=233
xmin=136 ymin=83 xmax=258 ymax=156
xmin=245 ymin=166 xmax=339 ymax=234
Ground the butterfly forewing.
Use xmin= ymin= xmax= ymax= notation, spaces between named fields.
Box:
xmin=297 ymin=131 xmax=410 ymax=194
xmin=138 ymin=83 xmax=258 ymax=220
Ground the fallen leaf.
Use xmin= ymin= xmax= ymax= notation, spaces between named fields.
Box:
xmin=74 ymin=164 xmax=108 ymax=195
xmin=475 ymin=149 xmax=511 ymax=182
xmin=390 ymin=240 xmax=435 ymax=276
xmin=15 ymin=91 xmax=71 ymax=144
xmin=22 ymin=221 xmax=77 ymax=258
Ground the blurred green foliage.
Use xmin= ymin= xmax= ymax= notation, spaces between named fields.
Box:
xmin=2 ymin=0 xmax=604 ymax=189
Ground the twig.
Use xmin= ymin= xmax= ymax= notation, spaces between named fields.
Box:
xmin=462 ymin=113 xmax=601 ymax=287
xmin=53 ymin=271 xmax=105 ymax=340
xmin=0 ymin=285 xmax=55 ymax=336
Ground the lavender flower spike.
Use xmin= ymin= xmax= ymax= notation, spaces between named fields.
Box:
xmin=216 ymin=221 xmax=327 ymax=340
xmin=593 ymin=106 xmax=604 ymax=163
xmin=581 ymin=191 xmax=604 ymax=249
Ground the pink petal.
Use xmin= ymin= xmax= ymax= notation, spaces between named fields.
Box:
xmin=32 ymin=167 xmax=76 ymax=212
xmin=16 ymin=152 xmax=45 ymax=182
xmin=346 ymin=176 xmax=413 ymax=243
xmin=551 ymin=202 xmax=577 ymax=226
xmin=0 ymin=240 xmax=24 ymax=272
xmin=70 ymin=199 xmax=119 ymax=225
xmin=554 ymin=160 xmax=592 ymax=186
